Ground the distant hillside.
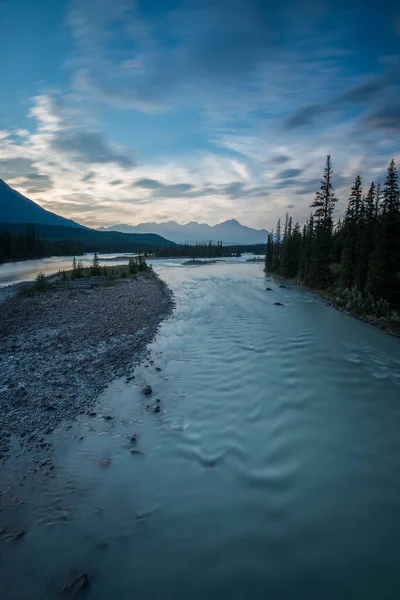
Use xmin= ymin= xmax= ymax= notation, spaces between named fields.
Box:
xmin=0 ymin=179 xmax=84 ymax=228
xmin=100 ymin=219 xmax=269 ymax=245
xmin=0 ymin=222 xmax=175 ymax=256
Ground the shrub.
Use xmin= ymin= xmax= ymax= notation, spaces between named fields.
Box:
xmin=34 ymin=272 xmax=49 ymax=292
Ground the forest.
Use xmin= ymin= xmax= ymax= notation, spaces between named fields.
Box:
xmin=265 ymin=157 xmax=400 ymax=322
xmin=0 ymin=226 xmax=85 ymax=262
xmin=0 ymin=223 xmax=175 ymax=262
xmin=155 ymin=242 xmax=265 ymax=258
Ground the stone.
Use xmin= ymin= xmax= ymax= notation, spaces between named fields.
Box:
xmin=102 ymin=415 xmax=113 ymax=421
xmin=4 ymin=530 xmax=25 ymax=541
xmin=60 ymin=573 xmax=90 ymax=596
xmin=152 ymin=404 xmax=161 ymax=413
xmin=279 ymin=284 xmax=287 ymax=288
xmin=273 ymin=302 xmax=284 ymax=306
xmin=141 ymin=384 xmax=152 ymax=396
xmin=265 ymin=287 xmax=273 ymax=291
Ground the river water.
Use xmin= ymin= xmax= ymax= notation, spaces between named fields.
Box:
xmin=1 ymin=260 xmax=400 ymax=600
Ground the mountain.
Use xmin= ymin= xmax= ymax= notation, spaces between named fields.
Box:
xmin=1 ymin=222 xmax=175 ymax=255
xmin=0 ymin=179 xmax=175 ymax=255
xmin=0 ymin=179 xmax=84 ymax=228
xmin=100 ymin=219 xmax=269 ymax=245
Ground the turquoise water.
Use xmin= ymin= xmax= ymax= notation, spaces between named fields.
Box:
xmin=1 ymin=261 xmax=400 ymax=600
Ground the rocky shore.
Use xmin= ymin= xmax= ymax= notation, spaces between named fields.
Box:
xmin=0 ymin=270 xmax=174 ymax=456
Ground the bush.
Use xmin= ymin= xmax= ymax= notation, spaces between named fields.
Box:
xmin=34 ymin=272 xmax=49 ymax=292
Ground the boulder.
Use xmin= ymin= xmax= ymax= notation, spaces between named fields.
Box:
xmin=265 ymin=287 xmax=273 ymax=291
xmin=273 ymin=302 xmax=284 ymax=306
xmin=141 ymin=385 xmax=152 ymax=396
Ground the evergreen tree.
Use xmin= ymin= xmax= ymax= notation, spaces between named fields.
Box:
xmin=91 ymin=251 xmax=101 ymax=276
xmin=309 ymin=155 xmax=337 ymax=288
xmin=355 ymin=182 xmax=376 ymax=292
xmin=265 ymin=233 xmax=274 ymax=271
xmin=273 ymin=218 xmax=281 ymax=271
xmin=340 ymin=175 xmax=363 ymax=289
xmin=298 ymin=215 xmax=314 ymax=283
xmin=366 ymin=159 xmax=400 ymax=304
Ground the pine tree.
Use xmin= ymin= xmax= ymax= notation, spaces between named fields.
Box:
xmin=366 ymin=159 xmax=400 ymax=304
xmin=265 ymin=233 xmax=274 ymax=271
xmin=91 ymin=251 xmax=100 ymax=276
xmin=340 ymin=175 xmax=363 ymax=289
xmin=309 ymin=156 xmax=337 ymax=288
xmin=355 ymin=182 xmax=376 ymax=292
xmin=273 ymin=218 xmax=281 ymax=271
xmin=298 ymin=215 xmax=314 ymax=283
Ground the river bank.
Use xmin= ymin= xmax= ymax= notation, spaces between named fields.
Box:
xmin=0 ymin=268 xmax=174 ymax=458
xmin=265 ymin=271 xmax=400 ymax=339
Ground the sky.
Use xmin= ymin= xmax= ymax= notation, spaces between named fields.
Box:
xmin=0 ymin=0 xmax=399 ymax=230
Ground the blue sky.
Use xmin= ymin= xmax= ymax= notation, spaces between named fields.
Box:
xmin=0 ymin=0 xmax=399 ymax=228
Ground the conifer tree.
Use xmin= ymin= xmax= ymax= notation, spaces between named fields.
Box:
xmin=366 ymin=159 xmax=400 ymax=304
xmin=309 ymin=155 xmax=337 ymax=288
xmin=355 ymin=182 xmax=376 ymax=292
xmin=340 ymin=174 xmax=363 ymax=289
xmin=273 ymin=218 xmax=281 ymax=271
xmin=265 ymin=233 xmax=274 ymax=271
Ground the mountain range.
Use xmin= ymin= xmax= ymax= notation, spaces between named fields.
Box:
xmin=0 ymin=179 xmax=174 ymax=252
xmin=100 ymin=220 xmax=269 ymax=245
xmin=0 ymin=179 xmax=84 ymax=228
xmin=0 ymin=178 xmax=268 ymax=247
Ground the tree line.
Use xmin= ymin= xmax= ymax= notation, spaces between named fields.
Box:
xmin=265 ymin=156 xmax=400 ymax=315
xmin=155 ymin=241 xmax=268 ymax=258
xmin=0 ymin=226 xmax=84 ymax=262
xmin=155 ymin=241 xmax=241 ymax=258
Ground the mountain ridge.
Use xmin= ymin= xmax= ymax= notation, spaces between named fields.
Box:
xmin=0 ymin=179 xmax=85 ymax=229
xmin=99 ymin=219 xmax=269 ymax=245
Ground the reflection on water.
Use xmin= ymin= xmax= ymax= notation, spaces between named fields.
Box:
xmin=1 ymin=261 xmax=400 ymax=600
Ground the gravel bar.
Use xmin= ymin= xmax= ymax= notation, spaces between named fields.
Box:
xmin=0 ymin=271 xmax=174 ymax=455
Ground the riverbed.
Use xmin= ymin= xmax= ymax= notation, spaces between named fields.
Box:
xmin=1 ymin=260 xmax=400 ymax=600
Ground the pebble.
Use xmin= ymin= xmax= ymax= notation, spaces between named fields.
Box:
xmin=0 ymin=272 xmax=173 ymax=455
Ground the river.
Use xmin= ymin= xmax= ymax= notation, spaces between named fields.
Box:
xmin=1 ymin=260 xmax=400 ymax=599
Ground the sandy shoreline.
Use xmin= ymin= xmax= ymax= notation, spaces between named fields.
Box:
xmin=0 ymin=269 xmax=174 ymax=457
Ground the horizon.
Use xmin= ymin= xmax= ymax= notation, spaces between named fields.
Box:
xmin=0 ymin=0 xmax=399 ymax=230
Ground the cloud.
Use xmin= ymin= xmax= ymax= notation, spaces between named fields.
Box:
xmin=284 ymin=105 xmax=326 ymax=129
xmin=67 ymin=0 xmax=274 ymax=111
xmin=342 ymin=79 xmax=387 ymax=104
xmin=133 ymin=178 xmax=164 ymax=190
xmin=0 ymin=157 xmax=53 ymax=191
xmin=283 ymin=64 xmax=400 ymax=130
xmin=0 ymin=157 xmax=35 ymax=179
xmin=51 ymin=130 xmax=135 ymax=168
xmin=275 ymin=168 xmax=303 ymax=179
xmin=81 ymin=171 xmax=95 ymax=182
xmin=271 ymin=155 xmax=290 ymax=164
xmin=362 ymin=103 xmax=400 ymax=132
